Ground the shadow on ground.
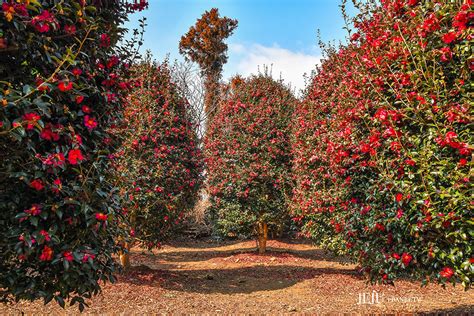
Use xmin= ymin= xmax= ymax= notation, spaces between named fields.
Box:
xmin=422 ymin=304 xmax=474 ymax=314
xmin=147 ymin=246 xmax=351 ymax=264
xmin=119 ymin=264 xmax=360 ymax=294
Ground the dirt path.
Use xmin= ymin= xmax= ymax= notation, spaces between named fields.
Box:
xmin=3 ymin=239 xmax=473 ymax=314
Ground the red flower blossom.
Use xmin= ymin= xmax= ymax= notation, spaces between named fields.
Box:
xmin=396 ymin=209 xmax=404 ymax=219
xmin=72 ymin=68 xmax=82 ymax=77
xmin=30 ymin=179 xmax=44 ymax=191
xmin=84 ymin=115 xmax=98 ymax=130
xmin=64 ymin=24 xmax=76 ymax=34
xmin=40 ymin=124 xmax=60 ymax=141
xmin=31 ymin=10 xmax=57 ymax=33
xmin=401 ymin=252 xmax=413 ymax=266
xmin=440 ymin=47 xmax=453 ymax=62
xmin=52 ymin=178 xmax=62 ymax=194
xmin=453 ymin=10 xmax=470 ymax=32
xmin=25 ymin=204 xmax=42 ymax=216
xmin=43 ymin=152 xmax=66 ymax=167
xmin=107 ymin=55 xmax=120 ymax=69
xmin=75 ymin=96 xmax=84 ymax=104
xmin=22 ymin=112 xmax=41 ymax=130
xmin=405 ymin=159 xmax=416 ymax=166
xmin=68 ymin=149 xmax=84 ymax=165
xmin=2 ymin=3 xmax=15 ymax=22
xmin=40 ymin=230 xmax=51 ymax=242
xmin=58 ymin=81 xmax=73 ymax=92
xmin=442 ymin=32 xmax=457 ymax=44
xmin=440 ymin=266 xmax=454 ymax=279
xmin=82 ymin=105 xmax=92 ymax=114
xmin=395 ymin=193 xmax=403 ymax=202
xmin=99 ymin=33 xmax=111 ymax=47
xmin=73 ymin=134 xmax=83 ymax=145
xmin=82 ymin=253 xmax=95 ymax=263
xmin=392 ymin=253 xmax=400 ymax=260
xmin=375 ymin=223 xmax=385 ymax=231
xmin=95 ymin=213 xmax=108 ymax=221
xmin=63 ymin=251 xmax=74 ymax=262
xmin=36 ymin=77 xmax=50 ymax=92
xmin=0 ymin=38 xmax=7 ymax=49
xmin=39 ymin=245 xmax=53 ymax=261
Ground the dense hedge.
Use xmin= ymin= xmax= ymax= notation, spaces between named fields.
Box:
xmin=0 ymin=0 xmax=145 ymax=308
xmin=206 ymin=75 xmax=295 ymax=251
xmin=292 ymin=0 xmax=473 ymax=287
xmin=112 ymin=58 xmax=203 ymax=252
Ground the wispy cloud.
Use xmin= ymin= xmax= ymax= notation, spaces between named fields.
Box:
xmin=225 ymin=43 xmax=321 ymax=94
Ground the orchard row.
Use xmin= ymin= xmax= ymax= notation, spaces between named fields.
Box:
xmin=0 ymin=0 xmax=471 ymax=310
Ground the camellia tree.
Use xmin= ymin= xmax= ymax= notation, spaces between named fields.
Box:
xmin=206 ymin=75 xmax=295 ymax=253
xmin=0 ymin=0 xmax=147 ymax=309
xmin=112 ymin=57 xmax=203 ymax=268
xmin=292 ymin=0 xmax=472 ymax=287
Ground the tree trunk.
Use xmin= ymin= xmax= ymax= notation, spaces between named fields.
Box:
xmin=204 ymin=74 xmax=220 ymax=123
xmin=257 ymin=222 xmax=268 ymax=254
xmin=119 ymin=242 xmax=131 ymax=270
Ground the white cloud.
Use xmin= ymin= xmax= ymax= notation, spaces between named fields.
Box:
xmin=224 ymin=43 xmax=321 ymax=94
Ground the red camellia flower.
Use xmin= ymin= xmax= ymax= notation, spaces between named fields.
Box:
xmin=392 ymin=253 xmax=401 ymax=260
xmin=82 ymin=105 xmax=92 ymax=113
xmin=68 ymin=149 xmax=84 ymax=165
xmin=440 ymin=266 xmax=454 ymax=279
xmin=401 ymin=252 xmax=413 ymax=266
xmin=35 ymin=77 xmax=50 ymax=92
xmin=99 ymin=33 xmax=111 ymax=47
xmin=405 ymin=159 xmax=416 ymax=166
xmin=31 ymin=10 xmax=57 ymax=33
xmin=82 ymin=253 xmax=95 ymax=263
xmin=442 ymin=32 xmax=458 ymax=44
xmin=52 ymin=178 xmax=62 ymax=194
xmin=95 ymin=213 xmax=108 ymax=221
xmin=39 ymin=245 xmax=53 ymax=261
xmin=395 ymin=193 xmax=403 ymax=202
xmin=2 ymin=3 xmax=15 ymax=22
xmin=440 ymin=47 xmax=453 ymax=62
xmin=30 ymin=179 xmax=44 ymax=191
xmin=25 ymin=204 xmax=42 ymax=216
xmin=43 ymin=152 xmax=66 ymax=167
xmin=72 ymin=67 xmax=82 ymax=77
xmin=84 ymin=115 xmax=98 ymax=130
xmin=40 ymin=123 xmax=60 ymax=141
xmin=40 ymin=230 xmax=51 ymax=242
xmin=64 ymin=24 xmax=76 ymax=34
xmin=22 ymin=112 xmax=41 ymax=130
xmin=75 ymin=95 xmax=84 ymax=104
xmin=58 ymin=81 xmax=73 ymax=92
xmin=63 ymin=251 xmax=74 ymax=262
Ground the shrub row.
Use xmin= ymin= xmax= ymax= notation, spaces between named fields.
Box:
xmin=292 ymin=0 xmax=472 ymax=287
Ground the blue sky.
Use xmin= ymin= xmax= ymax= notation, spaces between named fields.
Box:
xmin=125 ymin=0 xmax=355 ymax=91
